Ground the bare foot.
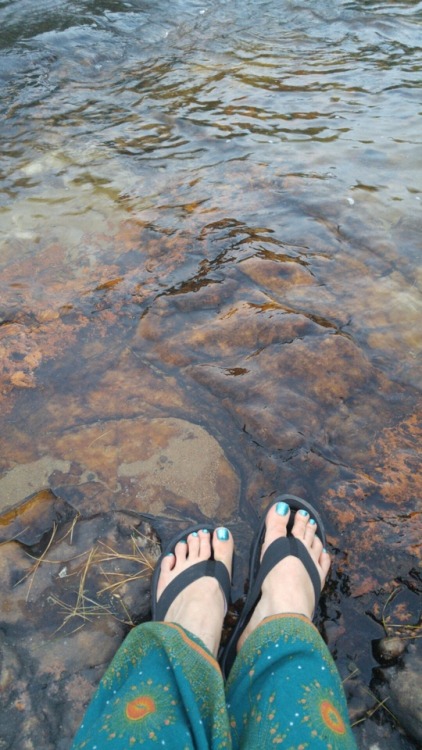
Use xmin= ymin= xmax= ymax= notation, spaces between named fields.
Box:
xmin=237 ymin=501 xmax=331 ymax=650
xmin=156 ymin=527 xmax=234 ymax=658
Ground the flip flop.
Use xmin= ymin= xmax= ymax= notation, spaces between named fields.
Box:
xmin=151 ymin=524 xmax=232 ymax=623
xmin=220 ymin=494 xmax=327 ymax=679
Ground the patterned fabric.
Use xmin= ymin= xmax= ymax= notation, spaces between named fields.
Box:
xmin=226 ymin=614 xmax=356 ymax=749
xmin=71 ymin=615 xmax=357 ymax=750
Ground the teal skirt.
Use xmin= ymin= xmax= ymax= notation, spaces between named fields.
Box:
xmin=71 ymin=614 xmax=357 ymax=749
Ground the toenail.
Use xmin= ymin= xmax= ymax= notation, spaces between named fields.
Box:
xmin=276 ymin=501 xmax=289 ymax=516
xmin=323 ymin=547 xmax=328 ymax=553
xmin=309 ymin=518 xmax=316 ymax=525
xmin=217 ymin=527 xmax=229 ymax=541
xmin=165 ymin=552 xmax=174 ymax=556
xmin=191 ymin=531 xmax=198 ymax=537
xmin=299 ymin=509 xmax=309 ymax=517
xmin=202 ymin=529 xmax=209 ymax=534
xmin=179 ymin=539 xmax=187 ymax=544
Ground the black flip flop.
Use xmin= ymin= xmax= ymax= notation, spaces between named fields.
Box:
xmin=220 ymin=494 xmax=327 ymax=679
xmin=151 ymin=524 xmax=232 ymax=623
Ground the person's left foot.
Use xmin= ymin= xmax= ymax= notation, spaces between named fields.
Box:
xmin=237 ymin=502 xmax=330 ymax=651
xmin=156 ymin=528 xmax=234 ymax=658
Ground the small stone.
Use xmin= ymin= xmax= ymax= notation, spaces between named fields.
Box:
xmin=372 ymin=637 xmax=406 ymax=665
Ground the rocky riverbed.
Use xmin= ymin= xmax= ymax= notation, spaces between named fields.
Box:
xmin=1 ymin=0 xmax=421 ymax=747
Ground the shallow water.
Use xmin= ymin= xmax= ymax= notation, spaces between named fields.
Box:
xmin=0 ymin=0 xmax=421 ymax=747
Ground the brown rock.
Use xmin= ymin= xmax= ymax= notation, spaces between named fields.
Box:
xmin=0 ymin=417 xmax=239 ymax=522
xmin=0 ymin=489 xmax=75 ymax=545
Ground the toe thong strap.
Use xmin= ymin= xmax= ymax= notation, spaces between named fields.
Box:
xmin=153 ymin=560 xmax=231 ymax=622
xmin=247 ymin=537 xmax=322 ymax=615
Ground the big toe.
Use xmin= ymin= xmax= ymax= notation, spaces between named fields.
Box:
xmin=262 ymin=499 xmax=291 ymax=550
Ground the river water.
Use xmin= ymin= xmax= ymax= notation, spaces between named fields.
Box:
xmin=0 ymin=1 xmax=421 ymax=748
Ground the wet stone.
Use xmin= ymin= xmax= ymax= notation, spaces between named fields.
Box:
xmin=372 ymin=636 xmax=407 ymax=666
xmin=372 ymin=642 xmax=422 ymax=746
xmin=0 ymin=512 xmax=161 ymax=750
xmin=0 ymin=489 xmax=75 ymax=545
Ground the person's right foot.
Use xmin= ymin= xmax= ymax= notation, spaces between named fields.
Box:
xmin=237 ymin=501 xmax=331 ymax=651
xmin=156 ymin=527 xmax=234 ymax=658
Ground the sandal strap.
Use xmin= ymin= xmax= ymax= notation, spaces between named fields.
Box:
xmin=241 ymin=536 xmax=322 ymax=632
xmin=153 ymin=559 xmax=231 ymax=622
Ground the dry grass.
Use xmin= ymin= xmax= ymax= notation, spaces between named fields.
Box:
xmin=382 ymin=585 xmax=422 ymax=639
xmin=49 ymin=546 xmax=114 ymax=633
xmin=350 ymin=694 xmax=392 ymax=728
xmin=18 ymin=518 xmax=155 ymax=631
xmin=95 ymin=536 xmax=153 ymax=596
xmin=344 ymin=668 xmax=398 ymax=728
xmin=16 ymin=515 xmax=82 ymax=596
xmin=16 ymin=521 xmax=60 ymax=601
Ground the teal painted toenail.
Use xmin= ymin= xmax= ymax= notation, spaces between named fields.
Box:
xmin=299 ymin=509 xmax=309 ymax=516
xmin=191 ymin=531 xmax=198 ymax=537
xmin=166 ymin=552 xmax=174 ymax=556
xmin=309 ymin=518 xmax=316 ymax=525
xmin=276 ymin=501 xmax=289 ymax=516
xmin=179 ymin=539 xmax=187 ymax=543
xmin=323 ymin=548 xmax=328 ymax=553
xmin=202 ymin=529 xmax=209 ymax=534
xmin=217 ymin=527 xmax=229 ymax=541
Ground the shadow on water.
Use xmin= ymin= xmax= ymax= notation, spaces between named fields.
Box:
xmin=0 ymin=0 xmax=421 ymax=747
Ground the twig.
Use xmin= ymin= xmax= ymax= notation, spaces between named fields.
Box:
xmin=351 ymin=697 xmax=390 ymax=727
xmin=14 ymin=523 xmax=58 ymax=600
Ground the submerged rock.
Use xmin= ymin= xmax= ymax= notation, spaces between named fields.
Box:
xmin=0 ymin=417 xmax=240 ymax=523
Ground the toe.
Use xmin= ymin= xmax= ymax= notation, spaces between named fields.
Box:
xmin=311 ymin=534 xmax=323 ymax=558
xmin=319 ymin=547 xmax=331 ymax=579
xmin=156 ymin=553 xmax=175 ymax=600
xmin=186 ymin=531 xmax=200 ymax=559
xmin=304 ymin=517 xmax=317 ymax=545
xmin=266 ymin=500 xmax=291 ymax=535
xmin=292 ymin=508 xmax=309 ymax=539
xmin=213 ymin=527 xmax=234 ymax=575
xmin=174 ymin=539 xmax=188 ymax=562
xmin=198 ymin=528 xmax=211 ymax=560
xmin=161 ymin=553 xmax=175 ymax=573
xmin=272 ymin=500 xmax=291 ymax=530
xmin=259 ymin=501 xmax=291 ymax=558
